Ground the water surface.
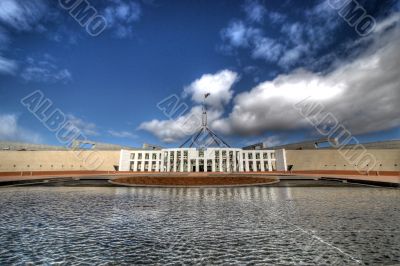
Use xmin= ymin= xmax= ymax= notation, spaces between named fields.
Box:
xmin=0 ymin=185 xmax=399 ymax=265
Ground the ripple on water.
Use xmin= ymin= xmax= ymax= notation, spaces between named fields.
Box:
xmin=0 ymin=186 xmax=399 ymax=265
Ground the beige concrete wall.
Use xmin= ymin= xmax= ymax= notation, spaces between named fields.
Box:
xmin=0 ymin=150 xmax=120 ymax=172
xmin=0 ymin=149 xmax=399 ymax=172
xmin=286 ymin=149 xmax=400 ymax=171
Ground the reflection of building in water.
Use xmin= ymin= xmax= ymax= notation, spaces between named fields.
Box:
xmin=119 ymin=148 xmax=287 ymax=172
xmin=126 ymin=187 xmax=274 ymax=203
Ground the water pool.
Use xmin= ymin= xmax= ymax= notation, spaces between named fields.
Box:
xmin=0 ymin=185 xmax=399 ymax=265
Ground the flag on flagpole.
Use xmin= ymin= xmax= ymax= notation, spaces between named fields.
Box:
xmin=205 ymin=93 xmax=210 ymax=98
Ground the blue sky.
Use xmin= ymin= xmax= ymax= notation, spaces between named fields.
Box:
xmin=0 ymin=0 xmax=399 ymax=148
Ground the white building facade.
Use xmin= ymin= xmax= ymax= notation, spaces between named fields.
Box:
xmin=119 ymin=148 xmax=287 ymax=172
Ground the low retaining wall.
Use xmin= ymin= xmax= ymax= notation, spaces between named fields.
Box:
xmin=0 ymin=170 xmax=399 ymax=185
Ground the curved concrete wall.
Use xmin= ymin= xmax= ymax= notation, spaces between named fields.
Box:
xmin=0 ymin=151 xmax=120 ymax=172
xmin=0 ymin=149 xmax=398 ymax=172
xmin=286 ymin=149 xmax=400 ymax=171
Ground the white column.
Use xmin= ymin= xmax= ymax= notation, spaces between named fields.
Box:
xmin=133 ymin=160 xmax=137 ymax=171
xmin=173 ymin=150 xmax=177 ymax=172
xmin=161 ymin=152 xmax=164 ymax=172
xmin=181 ymin=151 xmax=185 ymax=172
xmin=261 ymin=158 xmax=265 ymax=171
xmin=233 ymin=152 xmax=237 ymax=172
xmin=167 ymin=151 xmax=171 ymax=172
xmin=275 ymin=149 xmax=287 ymax=171
xmin=227 ymin=152 xmax=231 ymax=172
xmin=160 ymin=152 xmax=164 ymax=172
xmin=252 ymin=152 xmax=256 ymax=172
xmin=196 ymin=159 xmax=199 ymax=172
xmin=155 ymin=153 xmax=160 ymax=172
xmin=245 ymin=160 xmax=249 ymax=172
xmin=239 ymin=153 xmax=244 ymax=172
xmin=219 ymin=155 xmax=223 ymax=172
xmin=187 ymin=157 xmax=191 ymax=172
xmin=212 ymin=159 xmax=216 ymax=172
xmin=141 ymin=159 xmax=145 ymax=171
xmin=267 ymin=152 xmax=272 ymax=172
xmin=203 ymin=159 xmax=206 ymax=172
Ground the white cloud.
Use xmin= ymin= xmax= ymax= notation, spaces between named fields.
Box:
xmin=139 ymin=106 xmax=223 ymax=143
xmin=243 ymin=0 xmax=266 ymax=23
xmin=0 ymin=55 xmax=17 ymax=74
xmin=0 ymin=0 xmax=47 ymax=31
xmin=0 ymin=1 xmax=77 ymax=79
xmin=251 ymin=36 xmax=284 ymax=62
xmin=0 ymin=26 xmax=9 ymax=48
xmin=263 ymin=135 xmax=282 ymax=148
xmin=0 ymin=0 xmax=142 ymax=80
xmin=372 ymin=12 xmax=399 ymax=33
xmin=244 ymin=0 xmax=286 ymax=24
xmin=183 ymin=70 xmax=239 ymax=109
xmin=281 ymin=22 xmax=303 ymax=45
xmin=20 ymin=55 xmax=72 ymax=83
xmin=275 ymin=2 xmax=341 ymax=67
xmin=104 ymin=0 xmax=141 ymax=38
xmin=277 ymin=44 xmax=308 ymax=68
xmin=220 ymin=20 xmax=260 ymax=48
xmin=267 ymin=11 xmax=286 ymax=24
xmin=0 ymin=114 xmax=18 ymax=138
xmin=66 ymin=114 xmax=98 ymax=136
xmin=212 ymin=70 xmax=345 ymax=135
xmin=220 ymin=0 xmax=343 ymax=68
xmin=108 ymin=130 xmax=137 ymax=139
xmin=0 ymin=114 xmax=42 ymax=143
xmin=140 ymin=70 xmax=239 ymax=143
xmin=214 ymin=14 xmax=400 ymax=136
xmin=48 ymin=24 xmax=80 ymax=45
